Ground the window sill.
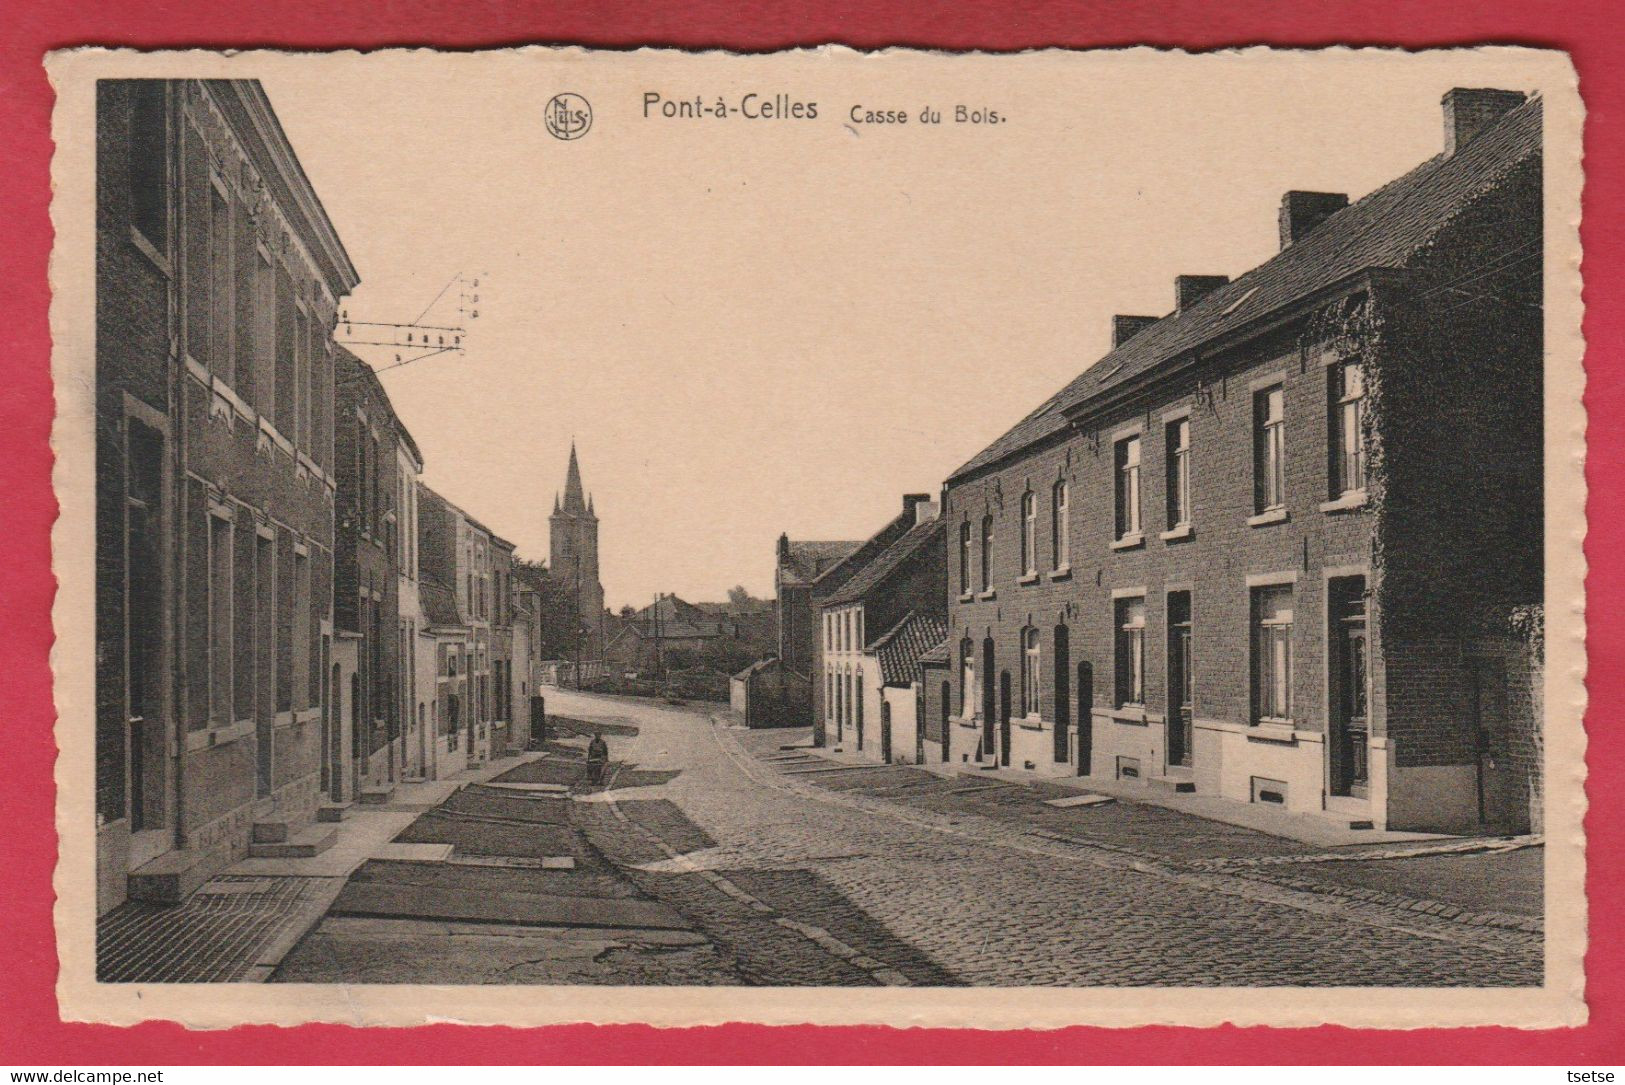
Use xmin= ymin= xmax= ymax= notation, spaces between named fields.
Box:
xmin=1110 ymin=706 xmax=1148 ymax=725
xmin=957 ymin=592 xmax=975 ymax=603
xmin=1319 ymin=490 xmax=1369 ymax=514
xmin=1048 ymin=566 xmax=1073 ymax=581
xmin=976 ymin=589 xmax=997 ymax=601
xmin=1249 ymin=721 xmax=1298 ymax=744
xmin=1018 ymin=572 xmax=1040 ymax=585
xmin=955 ymin=717 xmax=982 ymax=729
xmin=1247 ymin=508 xmax=1289 ymax=528
xmin=1159 ymin=524 xmax=1194 ymax=543
xmin=1110 ymin=533 xmax=1145 ymax=552
xmin=186 ymin=719 xmax=257 ymax=752
xmin=129 ymin=225 xmax=173 ymax=276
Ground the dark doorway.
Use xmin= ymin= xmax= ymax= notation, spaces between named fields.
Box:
xmin=981 ymin=638 xmax=996 ymax=760
xmin=880 ymin=700 xmax=892 ymax=763
xmin=855 ymin=673 xmax=865 ymax=751
xmin=1167 ymin=592 xmax=1193 ymax=769
xmin=1329 ymin=577 xmax=1369 ymax=798
xmin=998 ymin=671 xmax=1013 ymax=767
xmin=939 ymin=681 xmax=951 ymax=762
xmin=1469 ymin=654 xmax=1527 ymax=833
xmin=1076 ymin=661 xmax=1094 ymax=776
xmin=123 ymin=419 xmax=167 ymax=844
xmin=328 ymin=662 xmax=343 ymax=801
xmin=350 ymin=672 xmax=363 ymax=797
xmin=1053 ymin=625 xmax=1071 ymax=763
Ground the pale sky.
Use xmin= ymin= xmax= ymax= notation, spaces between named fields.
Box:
xmin=257 ymin=48 xmax=1553 ymax=609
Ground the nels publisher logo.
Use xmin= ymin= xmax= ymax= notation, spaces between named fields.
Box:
xmin=545 ymin=92 xmax=593 ymax=140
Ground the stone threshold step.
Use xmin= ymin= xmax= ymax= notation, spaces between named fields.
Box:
xmin=1146 ymin=775 xmax=1196 ymax=794
xmin=127 ymin=849 xmax=213 ymax=905
xmin=358 ymin=786 xmax=395 ymax=805
xmin=247 ymin=824 xmax=337 ymax=859
xmin=316 ymin=802 xmax=352 ymax=823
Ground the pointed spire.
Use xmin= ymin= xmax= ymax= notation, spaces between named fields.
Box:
xmin=587 ymin=492 xmax=595 ymax=516
xmin=553 ymin=492 xmax=560 ymax=514
xmin=561 ymin=441 xmax=587 ymax=513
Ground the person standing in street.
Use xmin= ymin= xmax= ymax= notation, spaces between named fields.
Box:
xmin=586 ymin=730 xmax=610 ymax=789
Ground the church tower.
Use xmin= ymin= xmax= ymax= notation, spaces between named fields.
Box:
xmin=550 ymin=442 xmax=605 ymax=656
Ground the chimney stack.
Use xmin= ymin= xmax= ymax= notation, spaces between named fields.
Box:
xmin=1175 ymin=275 xmax=1229 ymax=313
xmin=902 ymin=493 xmax=932 ymax=521
xmin=1112 ymin=315 xmax=1159 ymax=348
xmin=1278 ymin=191 xmax=1349 ymax=249
xmin=1443 ymin=88 xmax=1526 ymax=156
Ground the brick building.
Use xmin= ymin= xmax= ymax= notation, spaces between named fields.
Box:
xmin=942 ymin=89 xmax=1542 ymax=833
xmin=774 ymin=537 xmax=861 ymax=675
xmin=818 ymin=501 xmax=946 ymax=762
xmin=95 ymin=79 xmax=357 ymax=912
xmin=489 ymin=535 xmax=517 ymax=755
xmin=333 ymin=347 xmax=408 ymax=797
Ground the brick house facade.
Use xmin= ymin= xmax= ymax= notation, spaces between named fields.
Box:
xmin=96 ymin=79 xmax=357 ymax=913
xmin=942 ymin=89 xmax=1542 ymax=833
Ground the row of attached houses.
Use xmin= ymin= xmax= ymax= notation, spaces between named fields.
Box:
xmin=784 ymin=87 xmax=1545 ymax=837
xmin=95 ymin=78 xmax=548 ymax=915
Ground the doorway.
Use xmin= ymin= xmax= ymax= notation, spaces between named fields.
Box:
xmin=1167 ymin=592 xmax=1193 ymax=769
xmin=1328 ymin=578 xmax=1369 ymax=798
xmin=350 ymin=672 xmax=363 ymax=798
xmin=981 ymin=638 xmax=996 ymax=761
xmin=998 ymin=671 xmax=1013 ymax=767
xmin=122 ymin=415 xmax=170 ymax=868
xmin=939 ymin=681 xmax=951 ymax=762
xmin=880 ymin=700 xmax=892 ymax=763
xmin=1469 ymin=654 xmax=1527 ymax=833
xmin=1076 ymin=661 xmax=1094 ymax=776
xmin=328 ymin=662 xmax=343 ymax=801
xmin=1053 ymin=625 xmax=1071 ymax=764
xmin=855 ymin=673 xmax=865 ymax=751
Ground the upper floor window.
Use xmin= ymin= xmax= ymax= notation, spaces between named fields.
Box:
xmin=1114 ymin=596 xmax=1146 ymax=707
xmin=1332 ymin=360 xmax=1367 ymax=497
xmin=958 ymin=520 xmax=972 ymax=594
xmin=1021 ymin=627 xmax=1041 ymax=717
xmin=127 ymin=81 xmax=168 ymax=250
xmin=979 ymin=515 xmax=994 ymax=593
xmin=1051 ymin=480 xmax=1070 ymax=569
xmin=1020 ymin=491 xmax=1038 ymax=575
xmin=1166 ymin=418 xmax=1191 ymax=529
xmin=1115 ymin=435 xmax=1142 ymax=540
xmin=1254 ymin=386 xmax=1286 ymax=513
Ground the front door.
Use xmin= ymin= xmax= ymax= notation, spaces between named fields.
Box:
xmin=855 ymin=674 xmax=865 ymax=751
xmin=1076 ymin=662 xmax=1094 ymax=777
xmin=1053 ymin=626 xmax=1071 ymax=764
xmin=1470 ymin=655 xmax=1527 ymax=833
xmin=998 ymin=671 xmax=1013 ymax=767
xmin=880 ymin=700 xmax=892 ymax=763
xmin=1167 ymin=594 xmax=1193 ymax=769
xmin=981 ymin=639 xmax=996 ymax=761
xmin=1329 ymin=579 xmax=1369 ymax=798
xmin=122 ymin=416 xmax=171 ymax=869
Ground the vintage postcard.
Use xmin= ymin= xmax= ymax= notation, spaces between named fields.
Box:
xmin=48 ymin=45 xmax=1585 ymax=1029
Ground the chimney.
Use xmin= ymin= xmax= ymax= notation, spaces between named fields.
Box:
xmin=1175 ymin=275 xmax=1229 ymax=313
xmin=913 ymin=499 xmax=941 ymax=525
xmin=1443 ymin=88 xmax=1526 ymax=156
xmin=1278 ymin=191 xmax=1348 ymax=249
xmin=902 ymin=493 xmax=932 ymax=521
xmin=776 ymin=533 xmax=789 ymax=564
xmin=1112 ymin=315 xmax=1159 ymax=348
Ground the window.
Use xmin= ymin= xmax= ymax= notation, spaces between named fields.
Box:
xmin=1115 ymin=436 xmax=1142 ymax=539
xmin=1021 ymin=628 xmax=1041 ymax=717
xmin=209 ymin=185 xmax=232 ymax=384
xmin=1254 ymin=386 xmax=1286 ymax=513
xmin=293 ymin=550 xmax=310 ymax=712
xmin=1051 ymin=480 xmax=1069 ymax=569
xmin=1252 ymin=584 xmax=1294 ymax=722
xmin=959 ymin=520 xmax=972 ymax=594
xmin=1332 ymin=360 xmax=1367 ymax=496
xmin=208 ymin=512 xmax=233 ymax=725
xmin=960 ymin=638 xmax=976 ymax=717
xmin=1020 ymin=491 xmax=1037 ymax=575
xmin=979 ymin=515 xmax=994 ymax=592
xmin=127 ymin=81 xmax=168 ymax=250
xmin=1114 ymin=596 xmax=1146 ymax=707
xmin=1166 ymin=418 xmax=1191 ymax=528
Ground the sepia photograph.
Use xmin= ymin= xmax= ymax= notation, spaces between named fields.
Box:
xmin=45 ymin=44 xmax=1585 ymax=1029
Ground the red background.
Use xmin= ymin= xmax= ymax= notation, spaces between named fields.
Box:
xmin=1 ymin=0 xmax=1619 ymax=1065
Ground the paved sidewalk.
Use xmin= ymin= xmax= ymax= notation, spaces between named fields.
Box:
xmin=96 ymin=750 xmax=547 ymax=983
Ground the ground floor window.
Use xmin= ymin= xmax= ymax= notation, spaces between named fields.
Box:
xmin=1252 ymin=584 xmax=1294 ymax=723
xmin=1114 ymin=597 xmax=1145 ymax=707
xmin=1021 ymin=627 xmax=1041 ymax=717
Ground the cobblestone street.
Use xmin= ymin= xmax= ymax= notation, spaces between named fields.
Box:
xmin=269 ymin=690 xmax=1541 ymax=987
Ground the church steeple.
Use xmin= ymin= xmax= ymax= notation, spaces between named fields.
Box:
xmin=562 ymin=441 xmax=588 ymax=514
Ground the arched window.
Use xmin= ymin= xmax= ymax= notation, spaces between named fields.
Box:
xmin=1052 ymin=480 xmax=1070 ymax=569
xmin=980 ymin=515 xmax=994 ymax=593
xmin=960 ymin=637 xmax=976 ymax=718
xmin=958 ymin=520 xmax=972 ymax=594
xmin=1022 ymin=627 xmax=1041 ymax=717
xmin=1020 ymin=491 xmax=1037 ymax=575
